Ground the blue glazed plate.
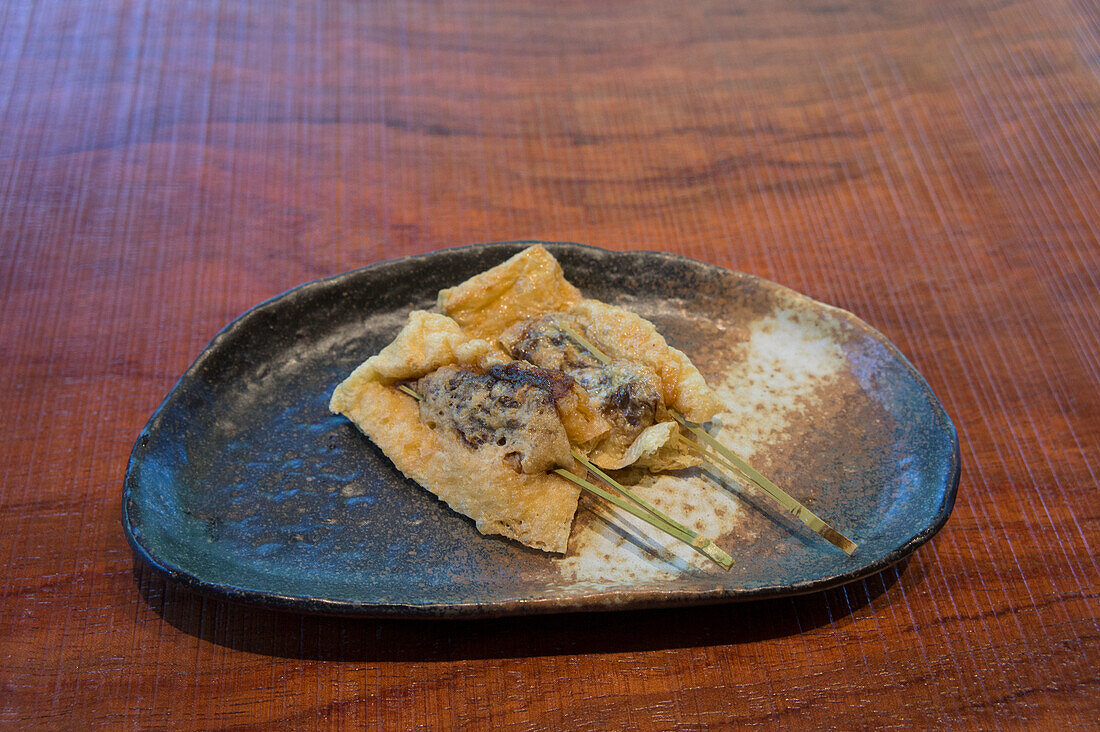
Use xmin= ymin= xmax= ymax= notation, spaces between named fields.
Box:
xmin=123 ymin=242 xmax=959 ymax=618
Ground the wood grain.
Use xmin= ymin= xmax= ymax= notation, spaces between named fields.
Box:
xmin=1 ymin=0 xmax=1097 ymax=727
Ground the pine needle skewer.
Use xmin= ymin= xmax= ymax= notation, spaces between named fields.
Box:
xmin=554 ymin=467 xmax=733 ymax=570
xmin=397 ymin=384 xmax=423 ymax=400
xmin=568 ymin=449 xmax=733 ymax=570
xmin=553 ymin=469 xmax=692 ymax=543
xmin=558 ymin=324 xmax=611 ymax=365
xmin=392 ymin=383 xmax=730 ymax=569
xmin=669 ymin=409 xmax=858 ymax=556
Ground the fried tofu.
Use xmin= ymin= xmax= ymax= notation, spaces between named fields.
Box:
xmin=330 ymin=310 xmax=581 ymax=554
xmin=332 ymin=245 xmax=723 ymax=553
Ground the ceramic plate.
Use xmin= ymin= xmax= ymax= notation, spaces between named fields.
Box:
xmin=123 ymin=242 xmax=959 ymax=618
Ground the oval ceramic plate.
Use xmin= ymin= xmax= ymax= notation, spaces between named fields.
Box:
xmin=123 ymin=242 xmax=959 ymax=618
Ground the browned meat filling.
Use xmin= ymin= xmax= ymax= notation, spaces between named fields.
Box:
xmin=487 ymin=360 xmax=573 ymax=401
xmin=500 ymin=314 xmax=604 ymax=371
xmin=500 ymin=315 xmax=665 ymax=452
xmin=415 ymin=363 xmax=572 ymax=474
xmin=570 ymin=362 xmax=661 ymax=428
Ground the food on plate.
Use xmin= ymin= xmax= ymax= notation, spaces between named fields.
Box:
xmin=330 ymin=245 xmax=722 ymax=554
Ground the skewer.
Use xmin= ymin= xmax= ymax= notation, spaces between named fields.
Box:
xmin=397 ymin=384 xmax=423 ymax=400
xmin=393 ymin=383 xmax=731 ymax=569
xmin=669 ymin=409 xmax=857 ymax=556
xmin=554 ymin=466 xmax=733 ymax=570
xmin=399 ymin=373 xmax=857 ymax=558
xmin=568 ymin=449 xmax=733 ymax=570
xmin=557 ymin=324 xmax=611 ymax=365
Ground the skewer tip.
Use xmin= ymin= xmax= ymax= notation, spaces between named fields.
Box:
xmin=822 ymin=527 xmax=858 ymax=556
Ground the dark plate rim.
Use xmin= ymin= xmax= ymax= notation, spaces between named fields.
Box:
xmin=122 ymin=241 xmax=960 ymax=619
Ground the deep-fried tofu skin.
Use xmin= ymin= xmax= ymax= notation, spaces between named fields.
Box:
xmin=330 ymin=311 xmax=581 ymax=554
xmin=495 ymin=302 xmax=722 ymax=470
xmin=568 ymin=299 xmax=722 ymax=424
xmin=437 ymin=245 xmax=583 ymax=340
xmin=332 ymin=246 xmax=724 ymax=552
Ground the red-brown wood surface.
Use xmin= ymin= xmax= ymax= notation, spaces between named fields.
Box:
xmin=2 ymin=0 xmax=1097 ymax=728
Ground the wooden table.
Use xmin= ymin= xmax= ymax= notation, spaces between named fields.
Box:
xmin=2 ymin=0 xmax=1097 ymax=727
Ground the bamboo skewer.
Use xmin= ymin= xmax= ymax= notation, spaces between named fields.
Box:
xmin=669 ymin=409 xmax=857 ymax=556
